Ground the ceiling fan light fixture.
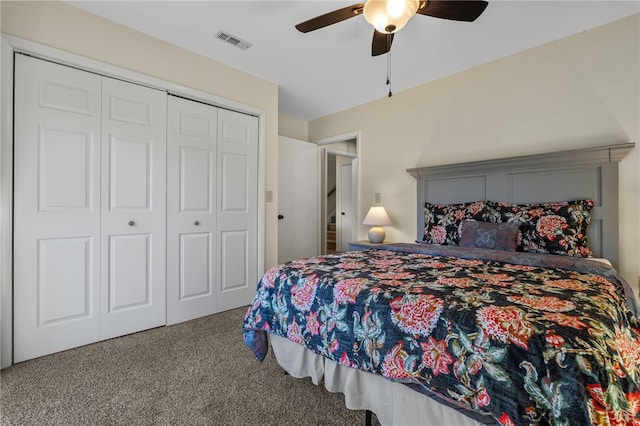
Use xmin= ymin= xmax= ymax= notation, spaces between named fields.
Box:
xmin=363 ymin=0 xmax=420 ymax=34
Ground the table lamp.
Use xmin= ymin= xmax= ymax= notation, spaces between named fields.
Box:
xmin=362 ymin=206 xmax=391 ymax=243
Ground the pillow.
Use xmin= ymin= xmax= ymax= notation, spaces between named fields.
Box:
xmin=458 ymin=220 xmax=520 ymax=251
xmin=487 ymin=200 xmax=594 ymax=257
xmin=423 ymin=201 xmax=491 ymax=245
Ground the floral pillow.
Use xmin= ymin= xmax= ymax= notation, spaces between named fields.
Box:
xmin=458 ymin=220 xmax=520 ymax=251
xmin=487 ymin=200 xmax=594 ymax=257
xmin=423 ymin=201 xmax=491 ymax=245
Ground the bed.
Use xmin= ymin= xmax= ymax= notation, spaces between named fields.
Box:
xmin=243 ymin=143 xmax=639 ymax=425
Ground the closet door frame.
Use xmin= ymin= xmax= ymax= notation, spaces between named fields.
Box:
xmin=0 ymin=35 xmax=267 ymax=368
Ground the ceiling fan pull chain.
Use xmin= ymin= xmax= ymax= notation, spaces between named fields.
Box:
xmin=387 ymin=50 xmax=393 ymax=97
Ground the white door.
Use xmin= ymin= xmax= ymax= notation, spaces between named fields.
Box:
xmin=14 ymin=56 xmax=168 ymax=361
xmin=166 ymin=96 xmax=217 ymax=325
xmin=338 ymin=159 xmax=354 ymax=252
xmin=14 ymin=55 xmax=102 ymax=361
xmin=216 ymin=109 xmax=259 ymax=311
xmin=278 ymin=136 xmax=318 ymax=264
xmin=100 ymin=77 xmax=167 ymax=339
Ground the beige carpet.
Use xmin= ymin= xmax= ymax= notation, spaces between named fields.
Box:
xmin=0 ymin=306 xmax=376 ymax=426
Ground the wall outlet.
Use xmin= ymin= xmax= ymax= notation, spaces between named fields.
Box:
xmin=374 ymin=192 xmax=381 ymax=204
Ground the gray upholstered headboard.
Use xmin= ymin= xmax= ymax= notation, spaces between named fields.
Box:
xmin=406 ymin=143 xmax=635 ymax=267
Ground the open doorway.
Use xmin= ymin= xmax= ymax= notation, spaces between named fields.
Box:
xmin=276 ymin=132 xmax=359 ymax=261
xmin=317 ymin=134 xmax=359 ymax=255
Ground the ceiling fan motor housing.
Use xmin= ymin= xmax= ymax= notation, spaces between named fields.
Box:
xmin=363 ymin=0 xmax=420 ymax=34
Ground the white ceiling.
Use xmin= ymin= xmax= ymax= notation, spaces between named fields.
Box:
xmin=67 ymin=1 xmax=639 ymax=121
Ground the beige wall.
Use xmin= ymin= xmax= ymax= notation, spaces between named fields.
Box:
xmin=1 ymin=0 xmax=280 ymax=270
xmin=309 ymin=14 xmax=640 ymax=293
xmin=279 ymin=113 xmax=309 ymax=141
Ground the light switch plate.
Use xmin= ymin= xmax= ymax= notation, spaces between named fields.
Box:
xmin=374 ymin=192 xmax=381 ymax=204
xmin=265 ymin=190 xmax=273 ymax=203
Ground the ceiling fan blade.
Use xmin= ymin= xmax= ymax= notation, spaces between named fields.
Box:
xmin=372 ymin=30 xmax=394 ymax=56
xmin=416 ymin=1 xmax=488 ymax=22
xmin=295 ymin=3 xmax=365 ymax=33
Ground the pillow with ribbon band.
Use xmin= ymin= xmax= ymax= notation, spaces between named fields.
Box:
xmin=458 ymin=220 xmax=520 ymax=251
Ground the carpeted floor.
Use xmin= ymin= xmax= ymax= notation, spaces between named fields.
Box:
xmin=0 ymin=306 xmax=377 ymax=426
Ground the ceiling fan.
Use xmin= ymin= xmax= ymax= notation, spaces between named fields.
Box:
xmin=296 ymin=0 xmax=489 ymax=56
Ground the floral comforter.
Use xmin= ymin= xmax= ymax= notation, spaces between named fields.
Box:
xmin=242 ymin=244 xmax=640 ymax=425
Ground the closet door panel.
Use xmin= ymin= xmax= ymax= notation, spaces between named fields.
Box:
xmin=180 ymin=148 xmax=212 ymax=211
xmin=220 ymin=230 xmax=248 ymax=290
xmin=217 ymin=109 xmax=258 ymax=311
xmin=108 ymin=136 xmax=152 ymax=209
xmin=38 ymin=128 xmax=93 ymax=210
xmin=14 ymin=55 xmax=102 ymax=362
xmin=100 ymin=77 xmax=167 ymax=339
xmin=108 ymin=234 xmax=151 ymax=311
xmin=167 ymin=96 xmax=217 ymax=325
xmin=179 ymin=233 xmax=211 ymax=297
xmin=37 ymin=238 xmax=93 ymax=324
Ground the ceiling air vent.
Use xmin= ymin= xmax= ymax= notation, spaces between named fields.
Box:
xmin=215 ymin=31 xmax=252 ymax=51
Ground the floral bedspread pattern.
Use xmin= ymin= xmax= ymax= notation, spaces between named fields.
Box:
xmin=243 ymin=245 xmax=640 ymax=425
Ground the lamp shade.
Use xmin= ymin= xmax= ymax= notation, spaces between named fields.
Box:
xmin=362 ymin=206 xmax=392 ymax=226
xmin=363 ymin=0 xmax=420 ymax=34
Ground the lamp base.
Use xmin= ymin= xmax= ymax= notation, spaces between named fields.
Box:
xmin=367 ymin=226 xmax=386 ymax=243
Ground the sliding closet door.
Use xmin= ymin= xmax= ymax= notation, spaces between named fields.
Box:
xmin=100 ymin=77 xmax=167 ymax=339
xmin=217 ymin=109 xmax=259 ymax=311
xmin=13 ymin=55 xmax=102 ymax=362
xmin=166 ymin=96 xmax=217 ymax=324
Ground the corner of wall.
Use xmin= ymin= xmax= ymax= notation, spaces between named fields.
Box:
xmin=278 ymin=113 xmax=309 ymax=141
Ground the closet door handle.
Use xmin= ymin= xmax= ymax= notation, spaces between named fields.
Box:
xmin=194 ymin=221 xmax=200 ymax=226
xmin=128 ymin=220 xmax=135 ymax=226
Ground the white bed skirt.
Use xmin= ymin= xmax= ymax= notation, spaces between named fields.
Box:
xmin=270 ymin=334 xmax=483 ymax=426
